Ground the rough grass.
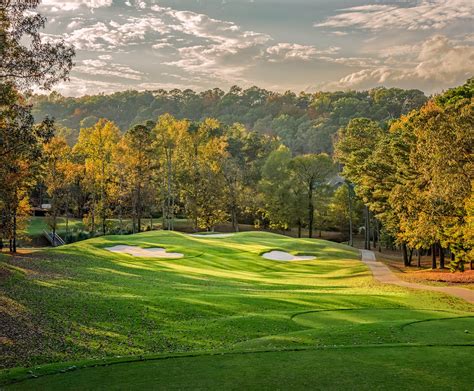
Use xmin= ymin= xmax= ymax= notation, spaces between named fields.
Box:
xmin=0 ymin=231 xmax=473 ymax=389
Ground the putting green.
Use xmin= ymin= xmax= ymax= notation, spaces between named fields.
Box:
xmin=1 ymin=231 xmax=473 ymax=389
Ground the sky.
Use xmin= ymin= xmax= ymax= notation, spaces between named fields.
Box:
xmin=38 ymin=0 xmax=474 ymax=96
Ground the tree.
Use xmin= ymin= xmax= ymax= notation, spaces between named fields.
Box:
xmin=334 ymin=79 xmax=473 ymax=271
xmin=0 ymin=86 xmax=53 ymax=251
xmin=334 ymin=118 xmax=388 ymax=251
xmin=290 ymin=154 xmax=335 ymax=238
xmin=116 ymin=123 xmax=155 ymax=233
xmin=74 ymin=119 xmax=120 ymax=235
xmin=259 ymin=146 xmax=298 ymax=231
xmin=153 ymin=114 xmax=188 ymax=230
xmin=180 ymin=118 xmax=229 ymax=231
xmin=0 ymin=0 xmax=74 ymax=90
xmin=328 ymin=185 xmax=363 ymax=242
xmin=0 ymin=0 xmax=74 ymax=251
xmin=43 ymin=135 xmax=75 ymax=244
xmin=223 ymin=123 xmax=277 ymax=231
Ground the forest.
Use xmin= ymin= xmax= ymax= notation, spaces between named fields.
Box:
xmin=30 ymin=86 xmax=428 ymax=154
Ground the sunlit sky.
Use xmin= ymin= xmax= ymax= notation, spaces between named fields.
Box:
xmin=38 ymin=0 xmax=474 ymax=96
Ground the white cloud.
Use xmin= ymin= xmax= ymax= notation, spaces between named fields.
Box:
xmin=47 ymin=76 xmax=203 ymax=97
xmin=323 ymin=35 xmax=474 ymax=92
xmin=62 ymin=17 xmax=171 ymax=51
xmin=49 ymin=77 xmax=127 ymax=96
xmin=40 ymin=0 xmax=112 ymax=12
xmin=265 ymin=43 xmax=339 ymax=62
xmin=74 ymin=59 xmax=144 ymax=80
xmin=40 ymin=1 xmax=472 ymax=95
xmin=315 ymin=0 xmax=473 ymax=31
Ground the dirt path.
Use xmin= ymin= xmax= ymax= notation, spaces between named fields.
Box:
xmin=360 ymin=250 xmax=474 ymax=305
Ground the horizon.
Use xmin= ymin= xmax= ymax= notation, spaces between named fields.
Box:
xmin=37 ymin=0 xmax=474 ymax=97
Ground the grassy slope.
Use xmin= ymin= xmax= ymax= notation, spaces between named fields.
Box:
xmin=1 ymin=231 xmax=473 ymax=389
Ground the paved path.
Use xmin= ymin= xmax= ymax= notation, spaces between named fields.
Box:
xmin=360 ymin=250 xmax=474 ymax=305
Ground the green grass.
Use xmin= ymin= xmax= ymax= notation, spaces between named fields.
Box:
xmin=26 ymin=216 xmax=86 ymax=237
xmin=24 ymin=216 xmax=191 ymax=241
xmin=1 ymin=231 xmax=473 ymax=389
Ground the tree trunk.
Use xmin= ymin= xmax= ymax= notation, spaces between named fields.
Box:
xmin=347 ymin=183 xmax=353 ymax=246
xmin=439 ymin=242 xmax=445 ymax=269
xmin=376 ymin=220 xmax=381 ymax=252
xmin=231 ymin=203 xmax=239 ymax=232
xmin=52 ymin=212 xmax=57 ymax=247
xmin=166 ymin=152 xmax=173 ymax=231
xmin=364 ymin=206 xmax=370 ymax=250
xmin=372 ymin=219 xmax=376 ymax=249
xmin=297 ymin=220 xmax=302 ymax=238
xmin=367 ymin=209 xmax=371 ymax=250
xmin=408 ymin=247 xmax=413 ymax=266
xmin=417 ymin=249 xmax=421 ymax=267
xmin=308 ymin=182 xmax=314 ymax=239
xmin=431 ymin=243 xmax=437 ymax=269
xmin=402 ymin=243 xmax=408 ymax=267
xmin=12 ymin=209 xmax=17 ymax=253
xmin=91 ymin=204 xmax=95 ymax=235
xmin=65 ymin=199 xmax=69 ymax=237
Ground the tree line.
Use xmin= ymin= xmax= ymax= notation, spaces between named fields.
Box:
xmin=334 ymin=79 xmax=473 ymax=271
xmin=28 ymin=115 xmax=351 ymax=241
xmin=31 ymin=86 xmax=428 ymax=156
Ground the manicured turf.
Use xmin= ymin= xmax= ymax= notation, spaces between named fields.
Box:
xmin=1 ymin=231 xmax=473 ymax=389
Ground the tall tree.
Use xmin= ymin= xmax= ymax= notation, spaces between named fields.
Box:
xmin=0 ymin=87 xmax=53 ymax=251
xmin=43 ymin=135 xmax=74 ymax=244
xmin=0 ymin=0 xmax=74 ymax=251
xmin=290 ymin=154 xmax=335 ymax=238
xmin=116 ymin=123 xmax=155 ymax=233
xmin=74 ymin=119 xmax=120 ymax=235
xmin=153 ymin=114 xmax=187 ymax=230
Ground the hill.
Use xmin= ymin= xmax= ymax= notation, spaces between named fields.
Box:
xmin=30 ymin=87 xmax=427 ymax=154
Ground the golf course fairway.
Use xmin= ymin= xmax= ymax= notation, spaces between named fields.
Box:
xmin=1 ymin=231 xmax=473 ymax=390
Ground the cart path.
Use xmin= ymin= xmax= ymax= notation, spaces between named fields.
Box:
xmin=360 ymin=250 xmax=474 ymax=305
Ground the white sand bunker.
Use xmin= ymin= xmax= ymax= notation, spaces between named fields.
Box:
xmin=105 ymin=245 xmax=183 ymax=258
xmin=262 ymin=251 xmax=315 ymax=262
xmin=189 ymin=233 xmax=235 ymax=238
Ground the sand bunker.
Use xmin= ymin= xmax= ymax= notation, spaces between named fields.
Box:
xmin=105 ymin=245 xmax=183 ymax=258
xmin=262 ymin=251 xmax=315 ymax=261
xmin=189 ymin=233 xmax=235 ymax=238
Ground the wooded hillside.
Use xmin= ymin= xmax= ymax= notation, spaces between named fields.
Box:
xmin=31 ymin=87 xmax=427 ymax=154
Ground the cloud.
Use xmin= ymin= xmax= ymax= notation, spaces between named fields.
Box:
xmin=265 ymin=43 xmax=339 ymax=62
xmin=74 ymin=59 xmax=144 ymax=81
xmin=40 ymin=0 xmax=112 ymax=12
xmin=47 ymin=76 xmax=203 ymax=97
xmin=315 ymin=0 xmax=473 ymax=31
xmin=62 ymin=16 xmax=172 ymax=52
xmin=48 ymin=77 xmax=128 ymax=96
xmin=323 ymin=35 xmax=474 ymax=92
